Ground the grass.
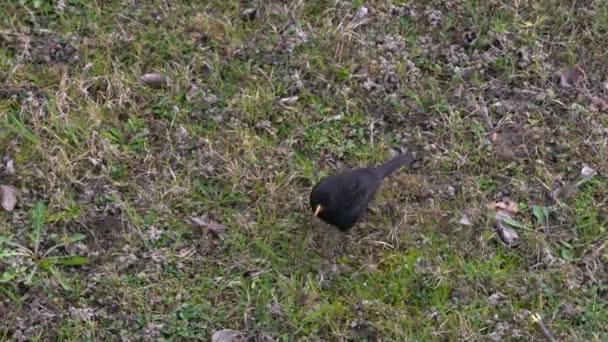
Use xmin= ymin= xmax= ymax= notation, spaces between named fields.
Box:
xmin=1 ymin=0 xmax=607 ymax=340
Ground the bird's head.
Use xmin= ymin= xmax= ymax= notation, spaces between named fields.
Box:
xmin=310 ymin=184 xmax=330 ymax=217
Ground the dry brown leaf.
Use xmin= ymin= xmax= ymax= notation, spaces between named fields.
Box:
xmin=0 ymin=185 xmax=18 ymax=212
xmin=486 ymin=198 xmax=518 ymax=215
xmin=189 ymin=216 xmax=226 ymax=236
xmin=139 ymin=73 xmax=169 ymax=88
xmin=487 ymin=199 xmax=520 ymax=247
xmin=495 ymin=211 xmax=520 ymax=247
xmin=212 ymin=329 xmax=243 ymax=342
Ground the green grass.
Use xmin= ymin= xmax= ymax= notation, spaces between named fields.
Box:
xmin=1 ymin=0 xmax=607 ymax=340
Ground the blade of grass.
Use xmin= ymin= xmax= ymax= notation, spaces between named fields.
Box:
xmin=30 ymin=201 xmax=47 ymax=257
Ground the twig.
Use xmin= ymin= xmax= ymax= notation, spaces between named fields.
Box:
xmin=531 ymin=313 xmax=556 ymax=342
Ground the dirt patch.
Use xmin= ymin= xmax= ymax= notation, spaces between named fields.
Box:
xmin=3 ymin=30 xmax=78 ymax=65
xmin=0 ymin=87 xmax=43 ymax=101
xmin=85 ymin=215 xmax=125 ymax=253
xmin=490 ymin=124 xmax=534 ymax=161
xmin=32 ymin=32 xmax=79 ymax=64
xmin=7 ymin=287 xmax=60 ymax=341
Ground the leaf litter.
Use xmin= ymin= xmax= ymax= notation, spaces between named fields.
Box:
xmin=487 ymin=198 xmax=520 ymax=247
xmin=189 ymin=216 xmax=227 ymax=236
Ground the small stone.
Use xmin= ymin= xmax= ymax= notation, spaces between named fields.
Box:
xmin=354 ymin=6 xmax=368 ymax=20
xmin=0 ymin=185 xmax=18 ymax=212
xmin=139 ymin=73 xmax=169 ymax=89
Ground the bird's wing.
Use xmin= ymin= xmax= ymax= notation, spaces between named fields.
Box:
xmin=334 ymin=171 xmax=377 ymax=210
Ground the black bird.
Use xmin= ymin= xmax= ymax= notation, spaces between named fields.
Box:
xmin=310 ymin=153 xmax=416 ymax=231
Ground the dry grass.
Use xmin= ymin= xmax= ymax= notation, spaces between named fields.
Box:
xmin=1 ymin=0 xmax=607 ymax=340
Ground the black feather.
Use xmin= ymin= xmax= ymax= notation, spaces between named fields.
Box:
xmin=310 ymin=153 xmax=415 ymax=231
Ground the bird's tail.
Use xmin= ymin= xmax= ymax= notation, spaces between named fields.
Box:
xmin=376 ymin=152 xmax=416 ymax=179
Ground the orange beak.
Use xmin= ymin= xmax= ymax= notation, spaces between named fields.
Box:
xmin=314 ymin=205 xmax=323 ymax=216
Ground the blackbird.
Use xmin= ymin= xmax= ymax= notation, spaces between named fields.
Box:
xmin=310 ymin=152 xmax=416 ymax=231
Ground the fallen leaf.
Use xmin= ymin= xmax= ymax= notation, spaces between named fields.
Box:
xmin=0 ymin=185 xmax=18 ymax=212
xmin=189 ymin=216 xmax=226 ymax=236
xmin=279 ymin=96 xmax=299 ymax=105
xmin=487 ymin=199 xmax=521 ymax=247
xmin=139 ymin=73 xmax=169 ymax=88
xmin=486 ymin=198 xmax=518 ymax=215
xmin=497 ymin=224 xmax=520 ymax=246
xmin=212 ymin=329 xmax=243 ymax=342
xmin=494 ymin=210 xmax=520 ymax=247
